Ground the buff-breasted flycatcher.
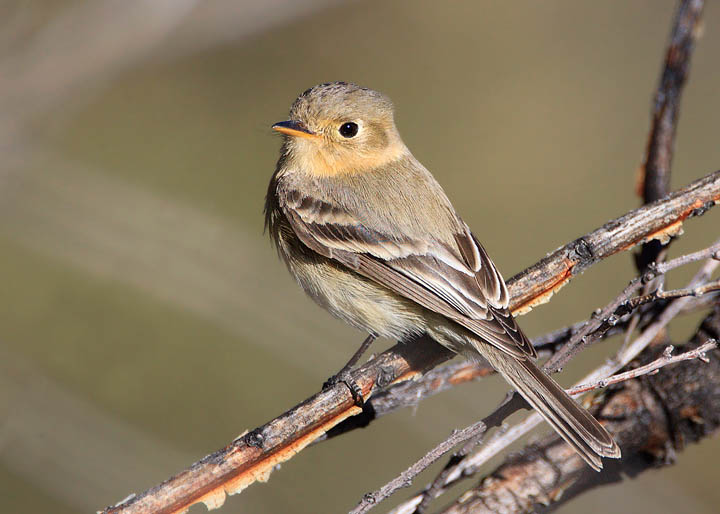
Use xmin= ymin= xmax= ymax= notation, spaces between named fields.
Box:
xmin=265 ymin=82 xmax=620 ymax=470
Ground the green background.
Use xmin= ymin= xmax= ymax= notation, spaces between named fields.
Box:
xmin=1 ymin=1 xmax=719 ymax=513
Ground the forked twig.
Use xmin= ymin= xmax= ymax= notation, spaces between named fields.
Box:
xmin=357 ymin=334 xmax=718 ymax=514
xmin=389 ymin=256 xmax=719 ymax=514
xmin=568 ymin=340 xmax=716 ymax=395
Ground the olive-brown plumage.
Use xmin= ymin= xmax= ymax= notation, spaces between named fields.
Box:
xmin=265 ymin=82 xmax=620 ymax=470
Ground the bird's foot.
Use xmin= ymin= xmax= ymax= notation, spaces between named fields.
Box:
xmin=323 ymin=371 xmax=364 ymax=407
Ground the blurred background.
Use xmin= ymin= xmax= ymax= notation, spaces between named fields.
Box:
xmin=1 ymin=1 xmax=719 ymax=513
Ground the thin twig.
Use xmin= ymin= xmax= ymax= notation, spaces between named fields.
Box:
xmin=542 ymin=279 xmax=645 ymax=373
xmin=391 ymin=256 xmax=720 ymax=514
xmin=622 ymin=239 xmax=720 ymax=353
xmin=392 ymin=339 xmax=720 ymax=514
xmin=372 ymin=265 xmax=719 ymax=513
xmin=568 ymin=340 xmax=716 ymax=395
xmin=466 ymin=258 xmax=719 ymax=472
xmin=438 ymin=310 xmax=720 ymax=514
xmin=544 ymin=239 xmax=720 ymax=374
xmin=410 ymin=256 xmax=719 ymax=513
xmin=624 ymin=279 xmax=720 ymax=312
xmin=350 ymin=422 xmax=488 ymax=514
xmin=656 ymin=242 xmax=720 ymax=273
xmin=349 ymin=395 xmax=525 ymax=514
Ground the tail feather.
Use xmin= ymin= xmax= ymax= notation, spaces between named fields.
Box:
xmin=477 ymin=345 xmax=621 ymax=471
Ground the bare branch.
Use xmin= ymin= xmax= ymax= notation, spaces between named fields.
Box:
xmin=349 ymin=422 xmax=489 ymax=514
xmin=391 ymin=257 xmax=720 ymax=514
xmin=406 ymin=340 xmax=719 ymax=514
xmin=630 ymin=0 xmax=705 ymax=352
xmin=327 ymin=252 xmax=719 ymax=440
xmin=101 ymin=170 xmax=720 ymax=514
xmin=636 ymin=0 xmax=704 ymax=269
xmin=437 ymin=310 xmax=720 ymax=514
xmin=505 ymin=170 xmax=719 ymax=316
xmin=623 ymin=278 xmax=720 ymax=313
xmin=346 ymin=196 xmax=720 ymax=514
xmin=543 ymin=239 xmax=720 ymax=374
xmin=638 ymin=0 xmax=704 ymax=203
xmin=349 ymin=395 xmax=527 ymax=514
xmin=466 ymin=257 xmax=719 ymax=472
xmin=568 ymin=341 xmax=717 ymax=395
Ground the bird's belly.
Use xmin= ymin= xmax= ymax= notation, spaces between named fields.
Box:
xmin=281 ymin=244 xmax=426 ymax=341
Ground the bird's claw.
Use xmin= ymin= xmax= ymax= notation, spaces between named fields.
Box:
xmin=323 ymin=371 xmax=364 ymax=406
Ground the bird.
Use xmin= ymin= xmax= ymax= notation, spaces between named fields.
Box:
xmin=264 ymin=81 xmax=620 ymax=470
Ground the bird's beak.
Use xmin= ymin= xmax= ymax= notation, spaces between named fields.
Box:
xmin=272 ymin=120 xmax=318 ymax=139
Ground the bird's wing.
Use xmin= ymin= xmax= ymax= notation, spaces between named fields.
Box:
xmin=281 ymin=190 xmax=536 ymax=359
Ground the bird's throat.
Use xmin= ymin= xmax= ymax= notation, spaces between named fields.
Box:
xmin=294 ymin=141 xmax=408 ymax=177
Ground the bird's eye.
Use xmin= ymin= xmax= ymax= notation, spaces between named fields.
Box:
xmin=339 ymin=122 xmax=359 ymax=138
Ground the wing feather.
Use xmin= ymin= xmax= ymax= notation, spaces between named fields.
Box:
xmin=282 ymin=190 xmax=536 ymax=359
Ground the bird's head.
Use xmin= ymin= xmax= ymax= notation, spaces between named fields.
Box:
xmin=272 ymin=82 xmax=407 ymax=176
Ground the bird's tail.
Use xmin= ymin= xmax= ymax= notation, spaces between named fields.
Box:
xmin=477 ymin=344 xmax=621 ymax=470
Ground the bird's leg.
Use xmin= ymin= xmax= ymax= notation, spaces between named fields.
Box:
xmin=323 ymin=334 xmax=377 ymax=406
